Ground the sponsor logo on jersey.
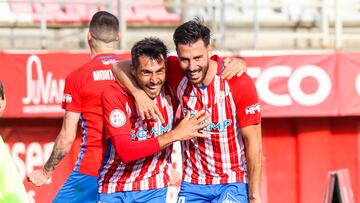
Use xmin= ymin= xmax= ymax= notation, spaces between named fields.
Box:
xmin=131 ymin=122 xmax=172 ymax=139
xmin=109 ymin=109 xmax=126 ymax=128
xmin=203 ymin=119 xmax=232 ymax=133
xmin=217 ymin=91 xmax=226 ymax=106
xmin=245 ymin=103 xmax=260 ymax=115
xmin=183 ymin=108 xmax=232 ymax=134
xmin=62 ymin=94 xmax=72 ymax=103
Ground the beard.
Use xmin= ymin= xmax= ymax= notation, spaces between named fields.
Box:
xmin=185 ymin=62 xmax=209 ymax=86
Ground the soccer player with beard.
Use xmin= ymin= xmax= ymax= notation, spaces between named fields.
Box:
xmin=98 ymin=37 xmax=210 ymax=203
xmin=112 ymin=19 xmax=262 ymax=203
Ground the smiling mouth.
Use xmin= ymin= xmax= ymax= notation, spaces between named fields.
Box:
xmin=146 ymin=86 xmax=157 ymax=90
xmin=188 ymin=69 xmax=201 ymax=78
xmin=145 ymin=85 xmax=162 ymax=93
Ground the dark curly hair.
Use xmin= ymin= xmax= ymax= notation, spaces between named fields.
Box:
xmin=131 ymin=37 xmax=168 ymax=69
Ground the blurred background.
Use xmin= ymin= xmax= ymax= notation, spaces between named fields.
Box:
xmin=1 ymin=0 xmax=360 ymax=51
xmin=0 ymin=0 xmax=359 ymax=203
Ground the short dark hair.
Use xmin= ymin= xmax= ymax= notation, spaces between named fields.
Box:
xmin=173 ymin=17 xmax=210 ymax=48
xmin=89 ymin=11 xmax=119 ymax=43
xmin=131 ymin=37 xmax=168 ymax=69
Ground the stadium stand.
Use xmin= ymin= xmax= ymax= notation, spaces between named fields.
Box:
xmin=63 ymin=0 xmax=106 ymax=23
xmin=238 ymin=0 xmax=288 ymax=25
xmin=130 ymin=0 xmax=181 ymax=23
xmin=3 ymin=0 xmax=180 ymax=24
xmin=325 ymin=0 xmax=360 ymax=26
xmin=0 ymin=0 xmax=16 ymax=24
xmin=1 ymin=0 xmax=360 ymax=50
xmin=284 ymin=0 xmax=320 ymax=25
xmin=8 ymin=0 xmax=34 ymax=24
xmin=32 ymin=0 xmax=78 ymax=24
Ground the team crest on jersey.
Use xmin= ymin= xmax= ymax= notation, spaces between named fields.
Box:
xmin=217 ymin=91 xmax=226 ymax=106
xmin=109 ymin=109 xmax=126 ymax=128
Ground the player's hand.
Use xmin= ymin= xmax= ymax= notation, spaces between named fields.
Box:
xmin=221 ymin=57 xmax=247 ymax=80
xmin=27 ymin=169 xmax=51 ymax=187
xmin=249 ymin=191 xmax=262 ymax=203
xmin=249 ymin=197 xmax=262 ymax=203
xmin=173 ymin=110 xmax=211 ymax=141
xmin=133 ymin=90 xmax=165 ymax=123
xmin=169 ymin=168 xmax=181 ymax=186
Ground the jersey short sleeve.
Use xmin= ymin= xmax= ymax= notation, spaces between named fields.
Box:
xmin=166 ymin=56 xmax=185 ymax=90
xmin=228 ymin=73 xmax=261 ymax=128
xmin=101 ymin=85 xmax=132 ymax=139
xmin=61 ymin=73 xmax=82 ymax=112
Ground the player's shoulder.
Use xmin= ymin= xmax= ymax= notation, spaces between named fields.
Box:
xmin=167 ymin=55 xmax=179 ymax=67
xmin=103 ymin=82 xmax=122 ymax=96
xmin=102 ymin=82 xmax=130 ymax=101
xmin=65 ymin=60 xmax=94 ymax=81
xmin=227 ymin=72 xmax=254 ymax=87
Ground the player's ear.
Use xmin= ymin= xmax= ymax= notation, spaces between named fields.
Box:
xmin=115 ymin=33 xmax=120 ymax=41
xmin=87 ymin=32 xmax=92 ymax=41
xmin=130 ymin=64 xmax=136 ymax=77
xmin=207 ymin=44 xmax=213 ymax=57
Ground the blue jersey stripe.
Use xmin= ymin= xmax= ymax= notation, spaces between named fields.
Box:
xmin=74 ymin=114 xmax=88 ymax=171
xmin=98 ymin=140 xmax=113 ymax=174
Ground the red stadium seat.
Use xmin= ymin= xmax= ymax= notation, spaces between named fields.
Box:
xmin=132 ymin=0 xmax=181 ymax=23
xmin=32 ymin=0 xmax=82 ymax=24
xmin=125 ymin=8 xmax=147 ymax=23
xmin=8 ymin=0 xmax=178 ymax=24
xmin=8 ymin=0 xmax=34 ymax=23
xmin=110 ymin=0 xmax=147 ymax=23
xmin=64 ymin=0 xmax=105 ymax=23
xmin=0 ymin=1 xmax=16 ymax=23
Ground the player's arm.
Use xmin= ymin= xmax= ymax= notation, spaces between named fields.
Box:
xmin=112 ymin=60 xmax=165 ymax=123
xmin=27 ymin=111 xmax=80 ymax=186
xmin=102 ymin=88 xmax=210 ymax=163
xmin=210 ymin=55 xmax=248 ymax=79
xmin=241 ymin=124 xmax=262 ymax=203
xmin=110 ymin=110 xmax=210 ymax=164
xmin=229 ymin=73 xmax=262 ymax=202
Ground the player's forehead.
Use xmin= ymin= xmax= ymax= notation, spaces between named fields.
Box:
xmin=177 ymin=39 xmax=207 ymax=58
xmin=137 ymin=55 xmax=166 ymax=71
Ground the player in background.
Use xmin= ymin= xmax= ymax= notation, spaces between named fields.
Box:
xmin=0 ymin=81 xmax=29 ymax=203
xmin=98 ymin=37 xmax=212 ymax=203
xmin=27 ymin=11 xmax=123 ymax=202
xmin=113 ymin=18 xmax=262 ymax=203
